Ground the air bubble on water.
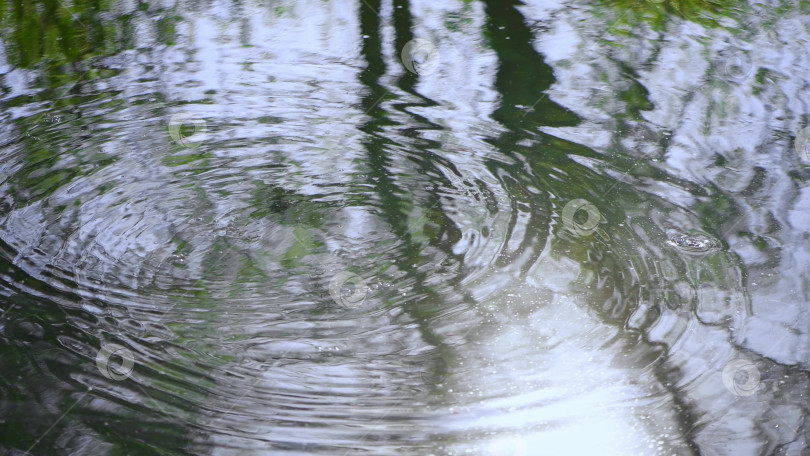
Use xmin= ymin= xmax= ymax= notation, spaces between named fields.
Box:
xmin=666 ymin=233 xmax=720 ymax=253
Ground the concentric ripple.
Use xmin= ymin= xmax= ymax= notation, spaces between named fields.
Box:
xmin=1 ymin=0 xmax=809 ymax=455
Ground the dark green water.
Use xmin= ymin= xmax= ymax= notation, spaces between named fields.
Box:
xmin=1 ymin=0 xmax=809 ymax=454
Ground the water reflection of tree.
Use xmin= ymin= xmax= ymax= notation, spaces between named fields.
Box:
xmin=0 ymin=0 xmax=178 ymax=86
xmin=1 ymin=0 xmax=108 ymax=79
xmin=0 ymin=0 xmax=802 ymax=454
xmin=604 ymin=0 xmax=742 ymax=30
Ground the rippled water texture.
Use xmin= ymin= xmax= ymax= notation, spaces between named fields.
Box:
xmin=1 ymin=0 xmax=810 ymax=455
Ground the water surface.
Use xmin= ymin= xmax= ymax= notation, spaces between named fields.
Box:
xmin=1 ymin=0 xmax=809 ymax=454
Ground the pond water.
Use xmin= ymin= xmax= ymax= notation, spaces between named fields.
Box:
xmin=1 ymin=0 xmax=809 ymax=455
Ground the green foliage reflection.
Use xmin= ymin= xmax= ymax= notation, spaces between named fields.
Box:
xmin=604 ymin=0 xmax=743 ymax=30
xmin=0 ymin=0 xmax=113 ymax=75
